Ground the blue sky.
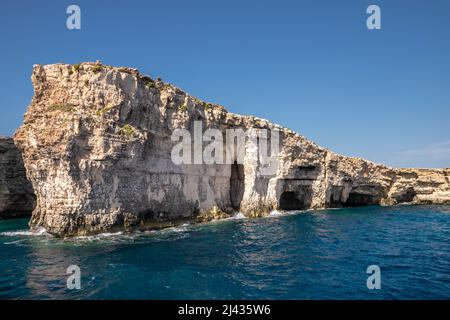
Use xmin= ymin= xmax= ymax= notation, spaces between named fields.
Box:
xmin=1 ymin=0 xmax=449 ymax=168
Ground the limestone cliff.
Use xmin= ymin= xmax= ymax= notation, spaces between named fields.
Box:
xmin=0 ymin=137 xmax=35 ymax=218
xmin=13 ymin=62 xmax=450 ymax=236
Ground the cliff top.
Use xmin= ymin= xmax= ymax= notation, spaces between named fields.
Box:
xmin=17 ymin=62 xmax=449 ymax=172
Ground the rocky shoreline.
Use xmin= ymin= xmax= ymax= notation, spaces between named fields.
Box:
xmin=1 ymin=62 xmax=449 ymax=236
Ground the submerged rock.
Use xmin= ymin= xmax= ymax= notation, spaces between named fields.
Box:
xmin=0 ymin=137 xmax=35 ymax=218
xmin=13 ymin=62 xmax=450 ymax=236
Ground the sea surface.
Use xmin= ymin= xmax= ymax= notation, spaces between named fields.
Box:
xmin=0 ymin=205 xmax=449 ymax=300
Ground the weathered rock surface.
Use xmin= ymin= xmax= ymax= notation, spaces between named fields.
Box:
xmin=0 ymin=137 xmax=35 ymax=218
xmin=13 ymin=62 xmax=450 ymax=236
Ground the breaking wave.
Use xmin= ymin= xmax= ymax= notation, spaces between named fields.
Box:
xmin=233 ymin=212 xmax=247 ymax=219
xmin=0 ymin=227 xmax=49 ymax=237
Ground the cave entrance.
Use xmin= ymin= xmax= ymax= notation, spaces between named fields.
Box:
xmin=395 ymin=188 xmax=416 ymax=204
xmin=279 ymin=191 xmax=309 ymax=210
xmin=230 ymin=161 xmax=244 ymax=210
xmin=344 ymin=192 xmax=378 ymax=207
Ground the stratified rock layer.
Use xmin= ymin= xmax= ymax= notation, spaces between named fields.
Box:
xmin=0 ymin=137 xmax=35 ymax=218
xmin=14 ymin=63 xmax=450 ymax=236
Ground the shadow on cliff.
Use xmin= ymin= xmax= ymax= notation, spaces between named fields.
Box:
xmin=0 ymin=138 xmax=36 ymax=219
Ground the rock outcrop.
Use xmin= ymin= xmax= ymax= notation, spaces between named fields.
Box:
xmin=0 ymin=137 xmax=35 ymax=218
xmin=13 ymin=62 xmax=450 ymax=236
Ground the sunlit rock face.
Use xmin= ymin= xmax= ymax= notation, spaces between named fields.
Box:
xmin=0 ymin=137 xmax=35 ymax=218
xmin=13 ymin=63 xmax=450 ymax=236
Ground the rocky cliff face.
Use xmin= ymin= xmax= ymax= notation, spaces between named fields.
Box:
xmin=13 ymin=63 xmax=450 ymax=236
xmin=0 ymin=137 xmax=35 ymax=218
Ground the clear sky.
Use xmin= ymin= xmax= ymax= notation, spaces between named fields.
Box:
xmin=1 ymin=0 xmax=449 ymax=168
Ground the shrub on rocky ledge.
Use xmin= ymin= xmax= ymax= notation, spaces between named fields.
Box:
xmin=119 ymin=124 xmax=136 ymax=138
xmin=179 ymin=103 xmax=187 ymax=112
xmin=73 ymin=63 xmax=81 ymax=72
xmin=47 ymin=103 xmax=75 ymax=113
xmin=96 ymin=105 xmax=115 ymax=116
xmin=145 ymin=80 xmax=156 ymax=89
xmin=92 ymin=65 xmax=102 ymax=73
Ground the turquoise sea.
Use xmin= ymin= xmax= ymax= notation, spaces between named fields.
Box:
xmin=0 ymin=205 xmax=449 ymax=299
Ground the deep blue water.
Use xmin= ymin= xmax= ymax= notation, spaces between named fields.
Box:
xmin=0 ymin=205 xmax=450 ymax=300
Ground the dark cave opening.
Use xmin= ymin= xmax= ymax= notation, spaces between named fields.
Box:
xmin=230 ymin=161 xmax=244 ymax=210
xmin=279 ymin=188 xmax=312 ymax=211
xmin=344 ymin=192 xmax=378 ymax=207
xmin=395 ymin=188 xmax=417 ymax=204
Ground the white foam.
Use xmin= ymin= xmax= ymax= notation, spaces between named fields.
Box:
xmin=165 ymin=226 xmax=188 ymax=233
xmin=269 ymin=210 xmax=284 ymax=217
xmin=0 ymin=227 xmax=49 ymax=237
xmin=71 ymin=231 xmax=123 ymax=241
xmin=3 ymin=239 xmax=27 ymax=245
xmin=233 ymin=212 xmax=247 ymax=219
